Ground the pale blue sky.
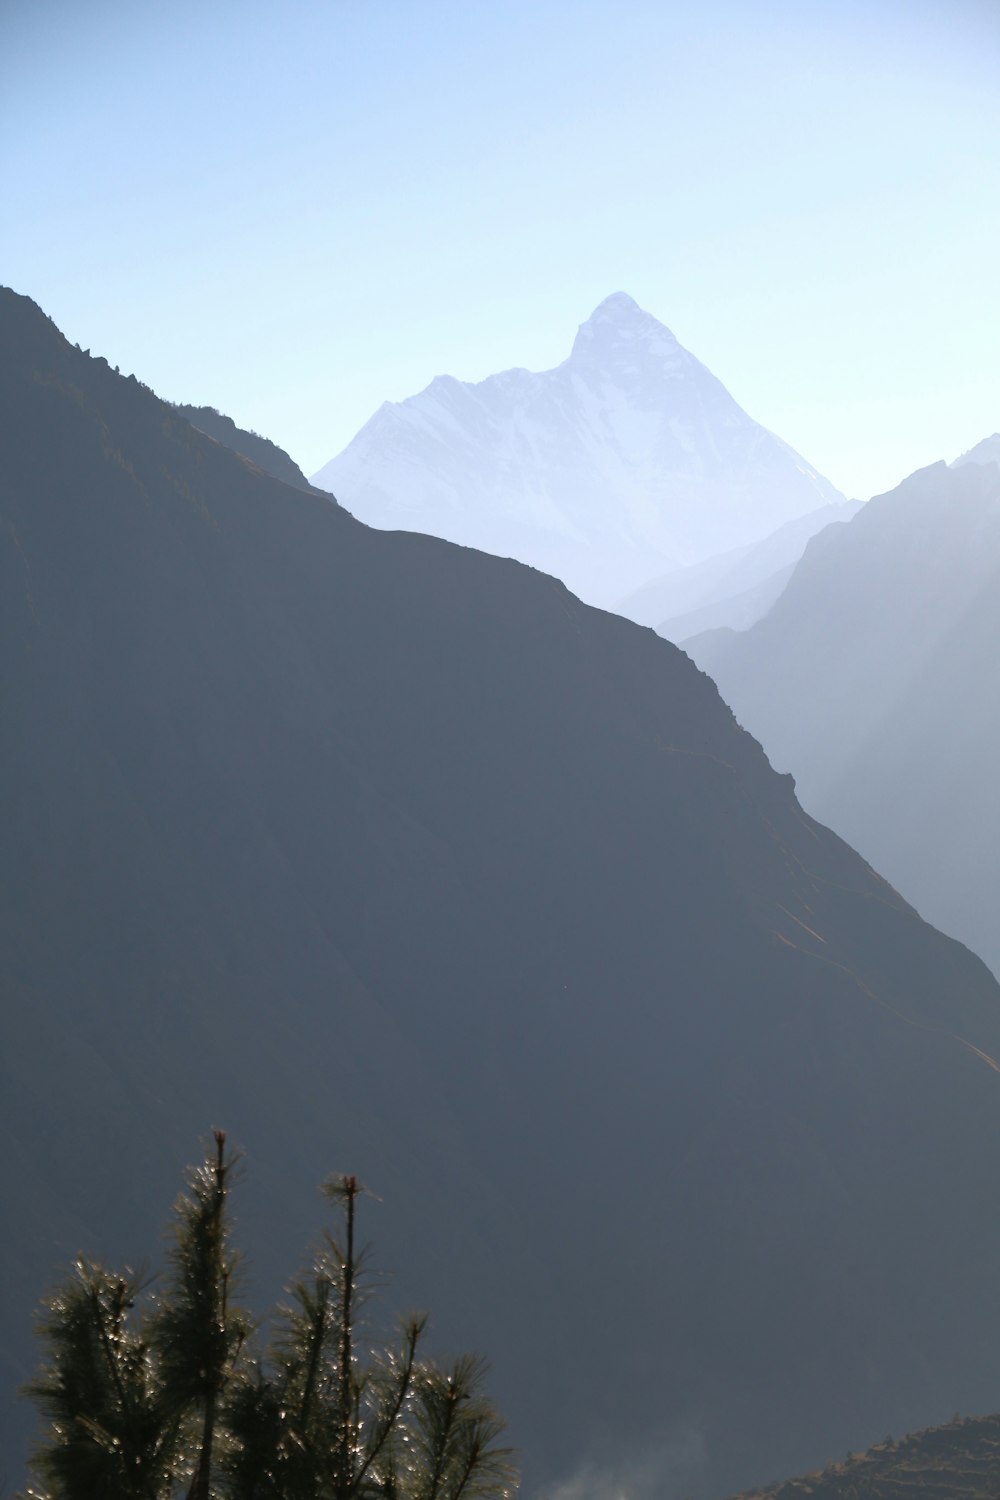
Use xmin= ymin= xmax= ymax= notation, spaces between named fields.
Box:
xmin=3 ymin=0 xmax=998 ymax=499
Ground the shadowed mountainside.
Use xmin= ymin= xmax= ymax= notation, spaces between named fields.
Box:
xmin=173 ymin=402 xmax=317 ymax=492
xmin=5 ymin=289 xmax=1000 ymax=1498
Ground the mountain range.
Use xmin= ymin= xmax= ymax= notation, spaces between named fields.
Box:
xmin=311 ymin=293 xmax=844 ymax=607
xmin=686 ymin=454 xmax=1000 ymax=977
xmin=6 ymin=289 xmax=1000 ymax=1500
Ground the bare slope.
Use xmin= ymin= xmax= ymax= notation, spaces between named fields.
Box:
xmin=4 ymin=291 xmax=1000 ymax=1499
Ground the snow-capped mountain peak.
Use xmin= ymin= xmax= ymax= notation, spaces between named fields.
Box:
xmin=311 ymin=296 xmax=844 ymax=606
xmin=952 ymin=433 xmax=1000 ymax=470
xmin=569 ymin=293 xmax=686 ymax=381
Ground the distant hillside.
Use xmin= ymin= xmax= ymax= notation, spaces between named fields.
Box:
xmin=952 ymin=432 xmax=1000 ymax=469
xmin=174 ymin=402 xmax=317 ymax=492
xmin=618 ymin=500 xmax=861 ymax=638
xmin=686 ymin=457 xmax=1000 ymax=976
xmin=312 ymin=293 xmax=843 ymax=606
xmin=724 ymin=1412 xmax=1000 ymax=1499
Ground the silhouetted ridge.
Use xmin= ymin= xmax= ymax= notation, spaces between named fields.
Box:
xmin=5 ymin=286 xmax=1000 ymax=1500
xmin=173 ymin=402 xmax=318 ymax=493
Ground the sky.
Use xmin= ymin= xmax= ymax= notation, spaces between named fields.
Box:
xmin=2 ymin=0 xmax=998 ymax=500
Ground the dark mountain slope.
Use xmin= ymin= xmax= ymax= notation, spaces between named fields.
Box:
xmin=172 ymin=401 xmax=317 ymax=491
xmin=686 ymin=459 xmax=1000 ymax=975
xmin=724 ymin=1412 xmax=1000 ymax=1500
xmin=5 ymin=290 xmax=1000 ymax=1499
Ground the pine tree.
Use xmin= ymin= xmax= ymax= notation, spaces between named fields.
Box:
xmin=220 ymin=1172 xmax=515 ymax=1500
xmin=20 ymin=1140 xmax=516 ymax=1500
xmin=149 ymin=1129 xmax=249 ymax=1499
xmin=22 ymin=1261 xmax=181 ymax=1500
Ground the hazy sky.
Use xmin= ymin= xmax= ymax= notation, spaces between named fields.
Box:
xmin=3 ymin=0 xmax=998 ymax=499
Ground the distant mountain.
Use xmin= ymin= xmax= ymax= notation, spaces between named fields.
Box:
xmin=173 ymin=403 xmax=317 ymax=491
xmin=952 ymin=432 xmax=1000 ymax=469
xmin=311 ymin=294 xmax=844 ymax=606
xmin=7 ymin=292 xmax=1000 ymax=1500
xmin=619 ymin=499 xmax=861 ymax=639
xmin=686 ymin=456 xmax=1000 ymax=976
xmin=724 ymin=1412 xmax=1000 ymax=1500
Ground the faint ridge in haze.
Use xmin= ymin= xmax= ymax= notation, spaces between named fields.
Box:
xmin=686 ymin=452 xmax=1000 ymax=976
xmin=618 ymin=498 xmax=862 ymax=639
xmin=952 ymin=432 xmax=1000 ymax=469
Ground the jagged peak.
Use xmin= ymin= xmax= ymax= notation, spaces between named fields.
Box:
xmin=570 ymin=291 xmax=682 ymax=364
xmin=952 ymin=432 xmax=1000 ymax=469
xmin=591 ymin=290 xmax=642 ymax=316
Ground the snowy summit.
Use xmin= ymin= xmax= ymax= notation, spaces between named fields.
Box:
xmin=311 ymin=295 xmax=843 ymax=606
